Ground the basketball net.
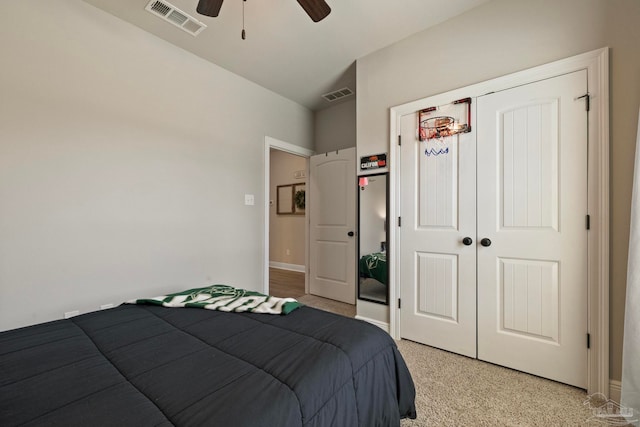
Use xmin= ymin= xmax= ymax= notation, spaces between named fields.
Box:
xmin=418 ymin=98 xmax=471 ymax=157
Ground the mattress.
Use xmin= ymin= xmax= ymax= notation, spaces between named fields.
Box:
xmin=0 ymin=303 xmax=416 ymax=426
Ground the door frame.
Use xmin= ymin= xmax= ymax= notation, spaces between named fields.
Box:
xmin=263 ymin=136 xmax=315 ymax=295
xmin=389 ymin=47 xmax=609 ymax=395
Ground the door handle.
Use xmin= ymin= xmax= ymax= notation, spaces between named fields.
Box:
xmin=480 ymin=238 xmax=492 ymax=247
xmin=347 ymin=231 xmax=355 ymax=237
xmin=462 ymin=237 xmax=473 ymax=246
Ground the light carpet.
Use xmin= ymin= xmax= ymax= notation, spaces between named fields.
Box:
xmin=297 ymin=294 xmax=356 ymax=318
xmin=298 ymin=294 xmax=601 ymax=426
xmin=398 ymin=339 xmax=596 ymax=426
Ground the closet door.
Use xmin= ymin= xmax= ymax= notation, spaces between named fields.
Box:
xmin=399 ymin=112 xmax=477 ymax=357
xmin=476 ymin=71 xmax=588 ymax=388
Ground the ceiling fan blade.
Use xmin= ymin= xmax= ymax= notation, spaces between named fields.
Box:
xmin=196 ymin=0 xmax=224 ymax=17
xmin=296 ymin=0 xmax=331 ymax=22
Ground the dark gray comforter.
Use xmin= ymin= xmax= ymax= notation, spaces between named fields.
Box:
xmin=0 ymin=304 xmax=416 ymax=426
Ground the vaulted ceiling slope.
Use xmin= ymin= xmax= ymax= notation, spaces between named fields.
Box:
xmin=81 ymin=0 xmax=489 ymax=111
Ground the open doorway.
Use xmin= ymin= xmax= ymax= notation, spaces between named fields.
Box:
xmin=263 ymin=137 xmax=313 ymax=298
xmin=268 ymin=148 xmax=308 ymax=298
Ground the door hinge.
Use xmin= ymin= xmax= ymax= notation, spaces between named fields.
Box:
xmin=587 ymin=333 xmax=591 ymax=349
xmin=398 ymin=135 xmax=402 ymax=146
xmin=398 ymin=299 xmax=401 ymax=309
xmin=576 ymin=93 xmax=590 ymax=111
xmin=586 ymin=214 xmax=591 ymax=230
xmin=398 ymin=217 xmax=402 ymax=227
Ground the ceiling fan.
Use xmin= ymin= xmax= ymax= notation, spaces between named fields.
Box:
xmin=196 ymin=0 xmax=331 ymax=23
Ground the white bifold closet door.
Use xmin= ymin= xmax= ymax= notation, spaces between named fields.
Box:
xmin=399 ymin=112 xmax=477 ymax=358
xmin=476 ymin=70 xmax=588 ymax=388
xmin=400 ymin=70 xmax=588 ymax=388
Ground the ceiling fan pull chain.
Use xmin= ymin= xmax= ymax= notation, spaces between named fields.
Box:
xmin=241 ymin=0 xmax=246 ymax=40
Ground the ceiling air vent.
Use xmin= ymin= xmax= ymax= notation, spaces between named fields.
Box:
xmin=145 ymin=0 xmax=207 ymax=37
xmin=322 ymin=87 xmax=354 ymax=102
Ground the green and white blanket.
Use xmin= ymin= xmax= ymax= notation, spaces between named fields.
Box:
xmin=130 ymin=284 xmax=302 ymax=315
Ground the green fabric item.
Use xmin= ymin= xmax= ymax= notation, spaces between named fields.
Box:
xmin=359 ymin=252 xmax=388 ymax=285
xmin=130 ymin=284 xmax=302 ymax=315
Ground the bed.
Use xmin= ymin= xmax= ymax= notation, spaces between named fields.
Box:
xmin=0 ymin=300 xmax=416 ymax=426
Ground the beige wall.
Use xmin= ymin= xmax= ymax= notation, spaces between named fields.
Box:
xmin=0 ymin=0 xmax=313 ymax=331
xmin=314 ymin=99 xmax=357 ymax=153
xmin=357 ymin=0 xmax=640 ymax=382
xmin=269 ymin=150 xmax=307 ymax=267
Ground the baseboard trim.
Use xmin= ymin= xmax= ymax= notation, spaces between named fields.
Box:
xmin=269 ymin=262 xmax=305 ymax=273
xmin=355 ymin=315 xmax=390 ymax=333
xmin=609 ymin=379 xmax=621 ymax=403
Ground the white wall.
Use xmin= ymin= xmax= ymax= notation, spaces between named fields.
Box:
xmin=0 ymin=0 xmax=313 ymax=331
xmin=314 ymin=99 xmax=356 ymax=154
xmin=356 ymin=0 xmax=640 ymax=382
xmin=269 ymin=150 xmax=306 ymax=267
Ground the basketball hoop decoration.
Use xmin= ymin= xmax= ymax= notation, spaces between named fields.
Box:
xmin=418 ymin=97 xmax=471 ymax=156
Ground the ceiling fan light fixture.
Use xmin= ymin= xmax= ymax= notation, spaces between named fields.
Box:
xmin=195 ymin=0 xmax=330 ymax=23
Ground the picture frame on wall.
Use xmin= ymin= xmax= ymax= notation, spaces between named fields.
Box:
xmin=277 ymin=184 xmax=294 ymax=214
xmin=277 ymin=183 xmax=306 ymax=215
xmin=293 ymin=183 xmax=306 ymax=215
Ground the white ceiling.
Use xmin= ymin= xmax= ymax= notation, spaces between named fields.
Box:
xmin=81 ymin=0 xmax=489 ymax=111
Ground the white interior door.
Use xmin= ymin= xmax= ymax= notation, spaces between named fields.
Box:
xmin=309 ymin=148 xmax=357 ymax=304
xmin=476 ymin=70 xmax=588 ymax=388
xmin=399 ymin=113 xmax=477 ymax=357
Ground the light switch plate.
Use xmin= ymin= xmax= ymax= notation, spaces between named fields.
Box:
xmin=245 ymin=194 xmax=255 ymax=206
